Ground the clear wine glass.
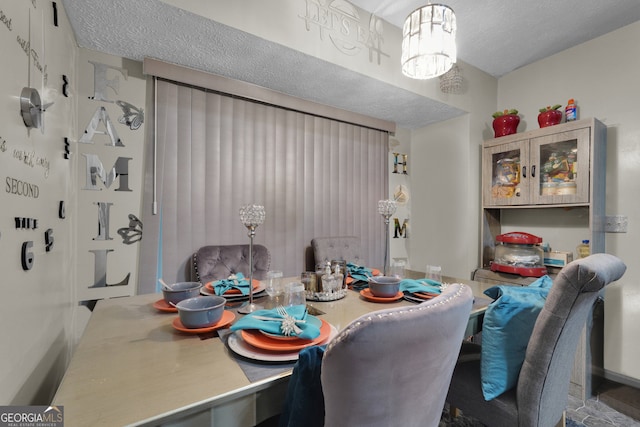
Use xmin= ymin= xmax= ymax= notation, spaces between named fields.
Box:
xmin=265 ymin=270 xmax=284 ymax=306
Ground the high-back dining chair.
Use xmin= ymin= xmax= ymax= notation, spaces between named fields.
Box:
xmin=311 ymin=236 xmax=364 ymax=267
xmin=320 ymin=283 xmax=474 ymax=427
xmin=446 ymin=253 xmax=626 ymax=427
xmin=190 ymin=244 xmax=271 ymax=283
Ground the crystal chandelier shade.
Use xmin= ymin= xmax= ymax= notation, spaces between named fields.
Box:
xmin=401 ymin=3 xmax=457 ymax=80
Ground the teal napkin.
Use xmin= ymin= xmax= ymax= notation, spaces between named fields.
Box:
xmin=347 ymin=263 xmax=373 ymax=283
xmin=230 ymin=305 xmax=321 ymax=340
xmin=213 ymin=273 xmax=250 ymax=296
xmin=399 ymin=279 xmax=442 ymax=294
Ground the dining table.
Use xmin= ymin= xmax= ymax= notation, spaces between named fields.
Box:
xmin=52 ymin=272 xmax=494 ymax=427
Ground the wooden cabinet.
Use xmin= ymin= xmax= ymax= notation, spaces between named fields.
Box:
xmin=479 ymin=118 xmax=607 ymax=400
xmin=481 ymin=118 xmax=606 ymax=269
xmin=483 ymin=122 xmax=592 ymax=207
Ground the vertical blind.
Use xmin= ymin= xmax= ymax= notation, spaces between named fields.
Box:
xmin=139 ymin=79 xmax=389 ymax=293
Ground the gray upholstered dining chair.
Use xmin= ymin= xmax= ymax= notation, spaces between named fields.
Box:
xmin=446 ymin=253 xmax=626 ymax=427
xmin=320 ymin=283 xmax=474 ymax=427
xmin=311 ymin=236 xmax=364 ymax=266
xmin=190 ymin=244 xmax=271 ymax=283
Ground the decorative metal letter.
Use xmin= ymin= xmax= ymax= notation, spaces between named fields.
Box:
xmin=87 ymin=249 xmax=130 ymax=288
xmin=88 ymin=61 xmax=128 ymax=103
xmin=62 ymin=74 xmax=69 ymax=96
xmin=63 ymin=137 xmax=72 ymax=159
xmin=45 ymin=228 xmax=54 ymax=252
xmin=94 ymin=202 xmax=114 ymax=241
xmin=81 ymin=154 xmax=132 ymax=191
xmin=22 ymin=241 xmax=34 ymax=270
xmin=79 ymin=107 xmax=124 ymax=147
xmin=393 ymin=218 xmax=409 ymax=238
xmin=392 ymin=153 xmax=408 ymax=174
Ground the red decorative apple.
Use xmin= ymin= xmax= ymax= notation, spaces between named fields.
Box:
xmin=492 ymin=109 xmax=520 ymax=137
xmin=538 ymin=105 xmax=563 ymax=128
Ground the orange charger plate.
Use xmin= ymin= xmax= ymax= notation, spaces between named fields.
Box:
xmin=172 ymin=310 xmax=235 ymax=334
xmin=153 ymin=299 xmax=177 ymax=312
xmin=346 ymin=268 xmax=381 ymax=285
xmin=359 ymin=288 xmax=403 ymax=302
xmin=240 ymin=318 xmax=330 ymax=352
xmin=412 ymin=291 xmax=440 ymax=300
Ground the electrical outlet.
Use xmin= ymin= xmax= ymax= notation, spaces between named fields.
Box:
xmin=604 ymin=215 xmax=628 ymax=233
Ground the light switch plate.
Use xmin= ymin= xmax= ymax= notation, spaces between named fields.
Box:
xmin=604 ymin=215 xmax=628 ymax=233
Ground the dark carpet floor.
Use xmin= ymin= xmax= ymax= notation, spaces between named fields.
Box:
xmin=440 ymin=393 xmax=640 ymax=427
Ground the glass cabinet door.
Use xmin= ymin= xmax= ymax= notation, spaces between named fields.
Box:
xmin=482 ymin=141 xmax=530 ymax=206
xmin=530 ymin=127 xmax=590 ymax=204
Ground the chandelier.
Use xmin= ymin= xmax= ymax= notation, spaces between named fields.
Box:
xmin=401 ymin=3 xmax=457 ymax=79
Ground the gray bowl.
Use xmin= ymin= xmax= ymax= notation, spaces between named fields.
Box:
xmin=162 ymin=281 xmax=202 ymax=305
xmin=176 ymin=295 xmax=226 ymax=328
xmin=368 ymin=276 xmax=402 ymax=298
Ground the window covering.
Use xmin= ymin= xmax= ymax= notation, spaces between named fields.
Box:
xmin=139 ymin=78 xmax=389 ymax=293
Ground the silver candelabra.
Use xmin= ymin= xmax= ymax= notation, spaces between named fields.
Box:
xmin=378 ymin=199 xmax=397 ymax=275
xmin=237 ymin=204 xmax=266 ymax=314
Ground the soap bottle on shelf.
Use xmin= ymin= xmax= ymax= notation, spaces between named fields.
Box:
xmin=577 ymin=239 xmax=590 ymax=258
xmin=565 ymin=99 xmax=577 ymax=122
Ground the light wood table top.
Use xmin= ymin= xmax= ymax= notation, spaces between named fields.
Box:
xmin=53 ymin=274 xmax=491 ymax=426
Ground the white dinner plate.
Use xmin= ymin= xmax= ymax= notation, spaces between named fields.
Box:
xmin=227 ymin=324 xmax=338 ymax=362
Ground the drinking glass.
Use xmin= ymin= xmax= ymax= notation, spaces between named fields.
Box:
xmin=285 ymin=282 xmax=306 ymax=306
xmin=389 ymin=259 xmax=406 ymax=279
xmin=425 ymin=265 xmax=442 ymax=282
xmin=265 ymin=270 xmax=284 ymax=304
xmin=301 ymin=271 xmax=318 ymax=293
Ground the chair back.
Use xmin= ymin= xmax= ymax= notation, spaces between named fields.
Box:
xmin=321 ymin=283 xmax=474 ymax=427
xmin=311 ymin=236 xmax=363 ymax=267
xmin=191 ymin=244 xmax=271 ymax=283
xmin=517 ymin=253 xmax=626 ymax=426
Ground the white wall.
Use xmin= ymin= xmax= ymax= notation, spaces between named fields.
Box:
xmin=406 ymin=63 xmax=497 ymax=279
xmin=0 ymin=1 xmax=147 ymax=405
xmin=409 ymin=115 xmax=476 ymax=279
xmin=0 ymin=0 xmax=77 ymax=404
xmin=496 ymin=21 xmax=640 ymax=383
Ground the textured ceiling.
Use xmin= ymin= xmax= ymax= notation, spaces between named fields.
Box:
xmin=61 ymin=0 xmax=640 ymax=130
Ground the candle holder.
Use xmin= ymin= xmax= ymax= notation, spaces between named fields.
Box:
xmin=378 ymin=199 xmax=397 ymax=275
xmin=237 ymin=204 xmax=266 ymax=314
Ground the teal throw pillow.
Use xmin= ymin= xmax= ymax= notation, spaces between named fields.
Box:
xmin=480 ymin=275 xmax=553 ymax=401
